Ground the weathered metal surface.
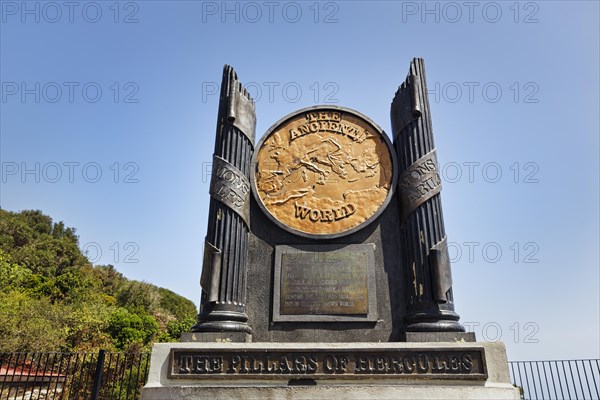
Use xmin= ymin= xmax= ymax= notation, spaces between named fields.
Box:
xmin=227 ymin=80 xmax=256 ymax=143
xmin=252 ymin=106 xmax=397 ymax=239
xmin=199 ymin=240 xmax=221 ymax=303
xmin=192 ymin=65 xmax=255 ymax=336
xmin=168 ymin=347 xmax=487 ymax=380
xmin=430 ymin=237 xmax=453 ymax=303
xmin=272 ymin=244 xmax=377 ymax=322
xmin=391 ymin=58 xmax=464 ymax=332
xmin=279 ymin=252 xmax=368 ymax=316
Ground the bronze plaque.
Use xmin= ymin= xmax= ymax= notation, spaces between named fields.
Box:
xmin=252 ymin=106 xmax=397 ymax=238
xmin=273 ymin=244 xmax=377 ymax=322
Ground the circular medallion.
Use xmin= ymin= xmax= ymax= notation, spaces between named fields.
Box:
xmin=251 ymin=105 xmax=397 ymax=239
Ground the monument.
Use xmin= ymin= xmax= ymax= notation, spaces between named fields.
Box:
xmin=140 ymin=59 xmax=520 ymax=399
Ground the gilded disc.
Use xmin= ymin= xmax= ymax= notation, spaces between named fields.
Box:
xmin=252 ymin=106 xmax=397 ymax=238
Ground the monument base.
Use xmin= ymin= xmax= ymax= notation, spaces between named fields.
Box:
xmin=180 ymin=331 xmax=251 ymax=343
xmin=140 ymin=342 xmax=520 ymax=400
xmin=404 ymin=332 xmax=476 ymax=342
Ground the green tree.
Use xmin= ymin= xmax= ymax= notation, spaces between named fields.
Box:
xmin=158 ymin=287 xmax=197 ymax=320
xmin=117 ymin=280 xmax=160 ymax=313
xmin=108 ymin=308 xmax=159 ymax=351
xmin=0 ymin=291 xmax=69 ymax=352
xmin=157 ymin=316 xmax=196 ymax=342
xmin=0 ymin=208 xmax=196 ymax=352
xmin=0 ymin=249 xmax=33 ymax=290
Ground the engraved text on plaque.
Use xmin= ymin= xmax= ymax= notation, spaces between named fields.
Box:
xmin=273 ymin=244 xmax=377 ymax=322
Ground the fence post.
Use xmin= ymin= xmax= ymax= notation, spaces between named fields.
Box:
xmin=91 ymin=349 xmax=106 ymax=400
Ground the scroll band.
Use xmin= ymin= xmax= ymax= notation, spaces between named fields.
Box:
xmin=209 ymin=155 xmax=251 ymax=226
xmin=398 ymin=149 xmax=442 ymax=221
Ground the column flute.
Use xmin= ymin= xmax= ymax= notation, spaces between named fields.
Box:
xmin=191 ymin=65 xmax=255 ymax=335
xmin=391 ymin=58 xmax=464 ymax=332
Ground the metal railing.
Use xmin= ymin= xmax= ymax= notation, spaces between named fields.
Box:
xmin=510 ymin=360 xmax=600 ymax=400
xmin=0 ymin=351 xmax=150 ymax=400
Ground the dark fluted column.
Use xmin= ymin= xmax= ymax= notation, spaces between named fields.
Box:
xmin=391 ymin=58 xmax=464 ymax=332
xmin=191 ymin=65 xmax=255 ymax=335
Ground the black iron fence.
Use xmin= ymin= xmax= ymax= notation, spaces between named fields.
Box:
xmin=0 ymin=351 xmax=149 ymax=400
xmin=510 ymin=360 xmax=600 ymax=400
xmin=2 ymin=351 xmax=599 ymax=400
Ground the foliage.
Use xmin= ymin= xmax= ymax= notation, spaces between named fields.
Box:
xmin=108 ymin=308 xmax=159 ymax=350
xmin=0 ymin=209 xmax=197 ymax=352
xmin=117 ymin=280 xmax=161 ymax=313
xmin=0 ymin=290 xmax=69 ymax=352
xmin=158 ymin=287 xmax=198 ymax=320
xmin=157 ymin=316 xmax=197 ymax=342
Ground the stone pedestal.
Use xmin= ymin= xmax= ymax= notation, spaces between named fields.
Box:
xmin=140 ymin=342 xmax=520 ymax=400
xmin=180 ymin=332 xmax=251 ymax=343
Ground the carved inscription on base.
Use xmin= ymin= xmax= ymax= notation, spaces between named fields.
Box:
xmin=168 ymin=347 xmax=487 ymax=380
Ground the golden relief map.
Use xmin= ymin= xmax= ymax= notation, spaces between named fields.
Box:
xmin=253 ymin=108 xmax=395 ymax=237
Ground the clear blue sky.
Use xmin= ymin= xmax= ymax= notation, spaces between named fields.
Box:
xmin=1 ymin=1 xmax=598 ymax=361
